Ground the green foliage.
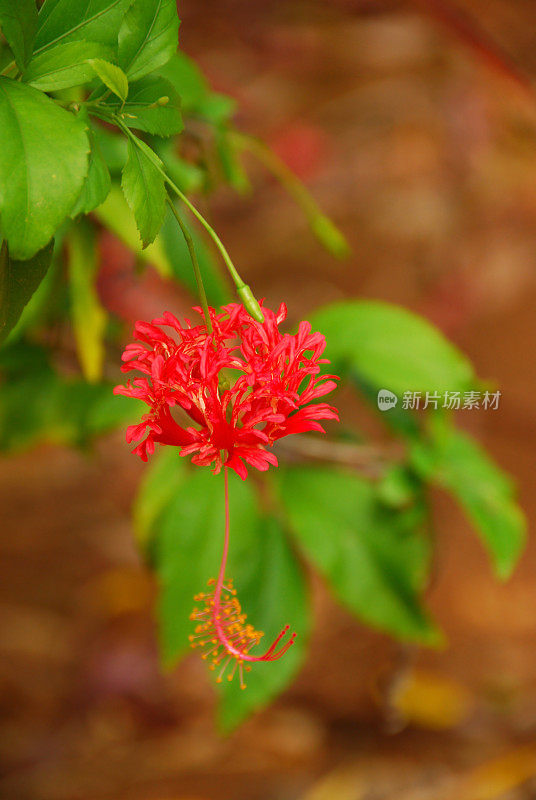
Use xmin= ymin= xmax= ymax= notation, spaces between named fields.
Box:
xmin=0 ymin=77 xmax=89 ymax=259
xmin=118 ymin=0 xmax=179 ymax=82
xmin=70 ymin=120 xmax=112 ymax=216
xmin=134 ymin=447 xmax=186 ymax=553
xmin=0 ymin=240 xmax=54 ymax=343
xmin=214 ymin=127 xmax=251 ymax=194
xmin=4 ymin=245 xmax=61 ymax=342
xmin=0 ymin=0 xmax=37 ymax=69
xmin=89 ymin=57 xmax=128 ymax=102
xmin=412 ymin=428 xmax=526 ymax=579
xmin=0 ymin=0 xmax=526 ymax=732
xmin=158 ymin=52 xmax=236 ymax=123
xmin=139 ymin=461 xmax=308 ymax=730
xmin=276 ymin=466 xmax=438 ymax=643
xmin=0 ymin=340 xmax=142 ymax=451
xmin=106 ymin=75 xmax=183 ymax=137
xmin=34 ymin=0 xmax=132 ymax=52
xmin=309 ymin=213 xmax=350 ymax=258
xmin=22 ymin=41 xmax=114 ymax=91
xmin=311 ymin=300 xmax=475 ymax=395
xmin=121 ymin=137 xmax=166 ymax=248
xmin=216 ymin=512 xmax=309 ymax=733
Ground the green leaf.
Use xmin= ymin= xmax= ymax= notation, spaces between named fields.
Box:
xmin=121 ymin=137 xmax=166 ymax=248
xmin=0 ymin=239 xmax=54 ymax=343
xmin=133 ymin=447 xmax=186 ymax=553
xmin=309 ymin=213 xmax=350 ymax=259
xmin=5 ymin=247 xmax=60 ymax=343
xmin=155 ymin=138 xmax=204 ymax=192
xmin=35 ymin=0 xmax=132 ymax=54
xmin=22 ymin=40 xmax=113 ymax=91
xmin=0 ymin=77 xmax=89 ymax=259
xmin=6 ymin=221 xmax=70 ymax=344
xmin=70 ymin=122 xmax=111 ymax=216
xmin=0 ymin=40 xmax=14 ymax=72
xmin=310 ymin=300 xmax=475 ymax=395
xmin=216 ymin=513 xmax=309 ymax=733
xmin=118 ymin=0 xmax=179 ymax=82
xmin=0 ymin=0 xmax=37 ymax=69
xmin=215 ymin=127 xmax=250 ymax=193
xmin=106 ymin=75 xmax=182 ymax=137
xmin=89 ymin=58 xmax=128 ymax=102
xmin=66 ymin=222 xmax=107 ymax=382
xmin=154 ymin=467 xmax=309 ymax=730
xmin=94 ymin=184 xmax=172 ymax=277
xmin=276 ymin=466 xmax=438 ymax=643
xmin=421 ymin=429 xmax=526 ymax=579
xmin=158 ymin=52 xmax=236 ymax=123
xmin=159 ymin=202 xmax=230 ymax=307
xmin=92 ymin=124 xmax=128 ymax=172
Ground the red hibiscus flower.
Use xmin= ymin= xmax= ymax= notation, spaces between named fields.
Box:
xmin=114 ymin=302 xmax=338 ymax=480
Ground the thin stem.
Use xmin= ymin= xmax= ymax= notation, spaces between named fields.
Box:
xmin=166 ymin=179 xmax=263 ymax=322
xmin=166 ymin=198 xmax=212 ymax=332
xmin=109 ymin=114 xmax=240 ymax=282
xmin=98 ymin=111 xmax=264 ymax=321
xmin=169 ymin=185 xmax=242 ymax=286
xmin=230 ymin=130 xmax=321 ymax=220
xmin=229 ymin=130 xmax=349 ymax=258
xmin=216 ymin=467 xmax=230 ymax=593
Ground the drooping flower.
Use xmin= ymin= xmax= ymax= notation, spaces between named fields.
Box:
xmin=114 ymin=301 xmax=338 ymax=480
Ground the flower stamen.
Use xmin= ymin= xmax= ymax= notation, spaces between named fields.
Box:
xmin=190 ymin=468 xmax=296 ymax=689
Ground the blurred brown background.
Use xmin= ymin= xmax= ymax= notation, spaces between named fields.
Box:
xmin=2 ymin=1 xmax=536 ymax=798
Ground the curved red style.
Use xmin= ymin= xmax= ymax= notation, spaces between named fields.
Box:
xmin=189 ymin=469 xmax=296 ymax=689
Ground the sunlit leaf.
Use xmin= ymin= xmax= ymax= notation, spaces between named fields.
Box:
xmin=118 ymin=0 xmax=179 ymax=82
xmin=35 ymin=0 xmax=132 ymax=53
xmin=121 ymin=137 xmax=166 ymax=248
xmin=107 ymin=75 xmax=182 ymax=137
xmin=133 ymin=447 xmax=185 ymax=552
xmin=23 ymin=40 xmax=113 ymax=91
xmin=277 ymin=465 xmax=438 ymax=643
xmin=310 ymin=300 xmax=475 ymax=395
xmin=89 ymin=57 xmax=128 ymax=102
xmin=0 ymin=77 xmax=89 ymax=259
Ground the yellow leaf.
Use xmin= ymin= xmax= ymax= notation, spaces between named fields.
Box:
xmin=67 ymin=221 xmax=107 ymax=382
xmin=391 ymin=668 xmax=473 ymax=730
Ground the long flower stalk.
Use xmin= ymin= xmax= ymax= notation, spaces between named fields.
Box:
xmin=189 ymin=468 xmax=296 ymax=688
